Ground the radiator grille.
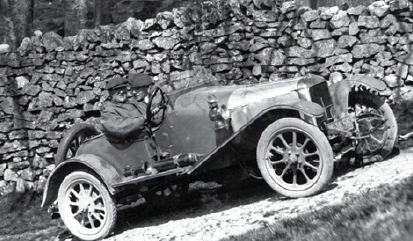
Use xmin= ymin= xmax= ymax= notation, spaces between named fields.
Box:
xmin=309 ymin=82 xmax=334 ymax=123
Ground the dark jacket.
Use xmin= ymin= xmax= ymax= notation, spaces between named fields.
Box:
xmin=100 ymin=100 xmax=148 ymax=143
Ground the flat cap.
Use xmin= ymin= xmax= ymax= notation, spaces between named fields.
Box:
xmin=106 ymin=77 xmax=127 ymax=90
xmin=127 ymin=73 xmax=152 ymax=88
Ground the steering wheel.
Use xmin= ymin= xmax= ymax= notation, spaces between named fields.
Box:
xmin=146 ymin=86 xmax=168 ymax=130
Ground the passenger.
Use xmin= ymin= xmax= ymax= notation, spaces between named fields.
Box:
xmin=100 ymin=76 xmax=149 ymax=143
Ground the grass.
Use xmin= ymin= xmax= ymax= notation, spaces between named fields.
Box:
xmin=0 ymin=191 xmax=65 ymax=241
xmin=221 ymin=176 xmax=413 ymax=241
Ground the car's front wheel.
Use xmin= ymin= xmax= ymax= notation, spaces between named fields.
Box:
xmin=256 ymin=118 xmax=334 ymax=198
xmin=58 ymin=170 xmax=117 ymax=241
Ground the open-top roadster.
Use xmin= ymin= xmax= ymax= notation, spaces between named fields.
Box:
xmin=41 ymin=74 xmax=397 ymax=240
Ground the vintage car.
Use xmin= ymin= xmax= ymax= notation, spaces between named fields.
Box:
xmin=41 ymin=73 xmax=397 ymax=240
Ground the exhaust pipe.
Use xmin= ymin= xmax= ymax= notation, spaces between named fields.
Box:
xmin=146 ymin=153 xmax=203 ymax=174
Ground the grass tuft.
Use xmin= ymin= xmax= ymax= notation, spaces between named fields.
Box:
xmin=0 ymin=191 xmax=65 ymax=237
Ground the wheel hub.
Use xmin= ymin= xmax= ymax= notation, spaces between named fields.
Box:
xmin=78 ymin=194 xmax=94 ymax=213
xmin=287 ymin=153 xmax=298 ymax=165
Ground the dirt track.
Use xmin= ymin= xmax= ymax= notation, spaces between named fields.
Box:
xmin=102 ymin=147 xmax=413 ymax=241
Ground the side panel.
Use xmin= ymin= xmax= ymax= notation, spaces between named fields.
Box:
xmin=155 ymin=102 xmax=216 ymax=157
xmin=76 ymin=135 xmax=156 ymax=175
xmin=156 ymin=80 xmax=322 ymax=157
xmin=156 ymin=86 xmax=237 ymax=157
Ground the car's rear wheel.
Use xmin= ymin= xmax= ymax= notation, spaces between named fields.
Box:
xmin=349 ymin=91 xmax=398 ymax=164
xmin=55 ymin=123 xmax=99 ymax=165
xmin=58 ymin=170 xmax=117 ymax=241
xmin=256 ymin=118 xmax=334 ymax=198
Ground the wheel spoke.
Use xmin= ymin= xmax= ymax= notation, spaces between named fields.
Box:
xmin=94 ymin=204 xmax=105 ymax=212
xmin=72 ymin=209 xmax=82 ymax=218
xmin=80 ymin=214 xmax=87 ymax=227
xmin=68 ymin=146 xmax=76 ymax=157
xmin=79 ymin=183 xmax=86 ymax=195
xmin=280 ymin=165 xmax=290 ymax=177
xmin=299 ymin=138 xmax=310 ymax=151
xmin=303 ymin=150 xmax=319 ymax=158
xmin=92 ymin=212 xmax=104 ymax=222
xmin=278 ymin=134 xmax=290 ymax=149
xmin=270 ymin=159 xmax=285 ymax=165
xmin=69 ymin=200 xmax=79 ymax=206
xmin=68 ymin=137 xmax=81 ymax=156
xmin=93 ymin=195 xmax=103 ymax=204
xmin=71 ymin=141 xmax=79 ymax=152
xmin=270 ymin=144 xmax=284 ymax=155
xmin=304 ymin=162 xmax=319 ymax=170
xmin=362 ymin=137 xmax=384 ymax=153
xmin=292 ymin=168 xmax=297 ymax=185
xmin=70 ymin=189 xmax=80 ymax=199
xmin=88 ymin=214 xmax=95 ymax=229
xmin=88 ymin=185 xmax=96 ymax=199
xmin=375 ymin=125 xmax=386 ymax=132
xmin=78 ymin=134 xmax=85 ymax=143
xmin=292 ymin=131 xmax=297 ymax=149
xmin=369 ymin=134 xmax=385 ymax=145
xmin=300 ymin=168 xmax=311 ymax=182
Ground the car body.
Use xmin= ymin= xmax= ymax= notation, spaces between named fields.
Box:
xmin=41 ymin=74 xmax=398 ymax=240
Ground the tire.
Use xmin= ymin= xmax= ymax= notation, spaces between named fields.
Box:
xmin=58 ymin=170 xmax=117 ymax=241
xmin=256 ymin=118 xmax=334 ymax=198
xmin=349 ymin=92 xmax=398 ymax=163
xmin=55 ymin=123 xmax=99 ymax=165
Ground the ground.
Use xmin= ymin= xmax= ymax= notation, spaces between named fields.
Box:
xmin=101 ymin=147 xmax=413 ymax=241
xmin=2 ymin=145 xmax=413 ymax=241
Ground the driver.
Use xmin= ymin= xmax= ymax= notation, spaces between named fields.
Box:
xmin=127 ymin=73 xmax=153 ymax=108
xmin=100 ymin=76 xmax=150 ymax=143
xmin=127 ymin=73 xmax=160 ymax=123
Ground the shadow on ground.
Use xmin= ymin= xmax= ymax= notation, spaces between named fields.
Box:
xmin=114 ymin=178 xmax=275 ymax=235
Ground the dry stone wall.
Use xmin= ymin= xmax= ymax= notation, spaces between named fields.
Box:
xmin=0 ymin=0 xmax=413 ymax=195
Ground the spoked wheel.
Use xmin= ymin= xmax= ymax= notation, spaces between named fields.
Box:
xmin=58 ymin=170 xmax=117 ymax=241
xmin=55 ymin=123 xmax=99 ymax=165
xmin=257 ymin=118 xmax=334 ymax=198
xmin=349 ymin=92 xmax=398 ymax=163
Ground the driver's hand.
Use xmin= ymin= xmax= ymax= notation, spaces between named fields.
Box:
xmin=151 ymin=107 xmax=160 ymax=115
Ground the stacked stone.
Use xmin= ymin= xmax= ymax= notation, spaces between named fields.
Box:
xmin=1 ymin=0 xmax=413 ymax=195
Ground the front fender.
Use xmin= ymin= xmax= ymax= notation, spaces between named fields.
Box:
xmin=188 ymin=99 xmax=324 ymax=174
xmin=329 ymin=74 xmax=391 ymax=118
xmin=41 ymin=154 xmax=123 ymax=208
xmin=231 ymin=98 xmax=324 ymax=132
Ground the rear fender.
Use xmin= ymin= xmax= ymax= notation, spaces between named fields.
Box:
xmin=329 ymin=75 xmax=391 ymax=118
xmin=41 ymin=154 xmax=123 ymax=208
